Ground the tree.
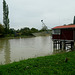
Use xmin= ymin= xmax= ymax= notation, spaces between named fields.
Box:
xmin=31 ymin=28 xmax=38 ymax=33
xmin=3 ymin=0 xmax=9 ymax=34
xmin=0 ymin=24 xmax=4 ymax=35
xmin=73 ymin=16 xmax=75 ymax=24
xmin=19 ymin=27 xmax=34 ymax=36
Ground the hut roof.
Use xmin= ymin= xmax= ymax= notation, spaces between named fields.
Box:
xmin=52 ymin=24 xmax=75 ymax=29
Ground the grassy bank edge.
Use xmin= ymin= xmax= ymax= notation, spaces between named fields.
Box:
xmin=0 ymin=51 xmax=75 ymax=75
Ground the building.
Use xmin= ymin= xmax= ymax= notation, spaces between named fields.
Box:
xmin=52 ymin=24 xmax=75 ymax=50
xmin=52 ymin=24 xmax=75 ymax=41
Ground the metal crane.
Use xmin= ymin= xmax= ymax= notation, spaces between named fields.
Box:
xmin=41 ymin=20 xmax=48 ymax=30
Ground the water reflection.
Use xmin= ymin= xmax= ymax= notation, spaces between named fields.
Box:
xmin=10 ymin=36 xmax=53 ymax=62
xmin=4 ymin=39 xmax=11 ymax=64
xmin=0 ymin=36 xmax=67 ymax=65
xmin=0 ymin=40 xmax=5 ymax=53
xmin=0 ymin=39 xmax=11 ymax=64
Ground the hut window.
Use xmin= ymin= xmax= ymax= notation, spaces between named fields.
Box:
xmin=52 ymin=29 xmax=61 ymax=34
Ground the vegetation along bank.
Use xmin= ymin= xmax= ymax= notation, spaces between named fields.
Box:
xmin=0 ymin=51 xmax=75 ymax=75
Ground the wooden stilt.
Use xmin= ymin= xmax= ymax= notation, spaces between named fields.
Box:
xmin=53 ymin=40 xmax=75 ymax=51
xmin=60 ymin=41 xmax=62 ymax=50
xmin=62 ymin=41 xmax=66 ymax=50
xmin=70 ymin=41 xmax=75 ymax=51
xmin=64 ymin=41 xmax=66 ymax=50
xmin=73 ymin=41 xmax=75 ymax=50
xmin=58 ymin=41 xmax=59 ymax=50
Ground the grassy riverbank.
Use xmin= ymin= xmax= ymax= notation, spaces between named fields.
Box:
xmin=0 ymin=51 xmax=75 ymax=75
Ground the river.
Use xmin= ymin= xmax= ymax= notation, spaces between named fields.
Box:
xmin=0 ymin=36 xmax=53 ymax=64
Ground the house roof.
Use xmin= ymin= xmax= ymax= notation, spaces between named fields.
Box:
xmin=52 ymin=24 xmax=75 ymax=29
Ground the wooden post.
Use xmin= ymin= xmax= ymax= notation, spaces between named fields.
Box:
xmin=56 ymin=41 xmax=57 ymax=50
xmin=60 ymin=41 xmax=62 ymax=50
xmin=64 ymin=41 xmax=66 ymax=50
xmin=62 ymin=41 xmax=66 ymax=50
xmin=71 ymin=42 xmax=74 ymax=50
xmin=73 ymin=41 xmax=75 ymax=50
xmin=57 ymin=40 xmax=60 ymax=50
xmin=53 ymin=40 xmax=55 ymax=50
xmin=53 ymin=40 xmax=56 ymax=50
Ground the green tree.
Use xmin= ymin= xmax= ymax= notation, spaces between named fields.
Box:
xmin=31 ymin=28 xmax=38 ymax=33
xmin=3 ymin=0 xmax=9 ymax=34
xmin=20 ymin=27 xmax=33 ymax=36
xmin=0 ymin=24 xmax=4 ymax=35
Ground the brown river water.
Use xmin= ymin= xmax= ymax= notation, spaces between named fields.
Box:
xmin=0 ymin=36 xmax=53 ymax=64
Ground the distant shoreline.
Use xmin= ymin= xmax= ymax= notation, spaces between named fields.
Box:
xmin=0 ymin=35 xmax=35 ymax=39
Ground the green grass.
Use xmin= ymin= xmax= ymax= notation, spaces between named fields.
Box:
xmin=0 ymin=51 xmax=75 ymax=75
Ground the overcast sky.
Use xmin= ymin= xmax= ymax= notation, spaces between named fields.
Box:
xmin=0 ymin=0 xmax=75 ymax=30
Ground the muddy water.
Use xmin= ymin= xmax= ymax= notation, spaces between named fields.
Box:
xmin=0 ymin=36 xmax=53 ymax=64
